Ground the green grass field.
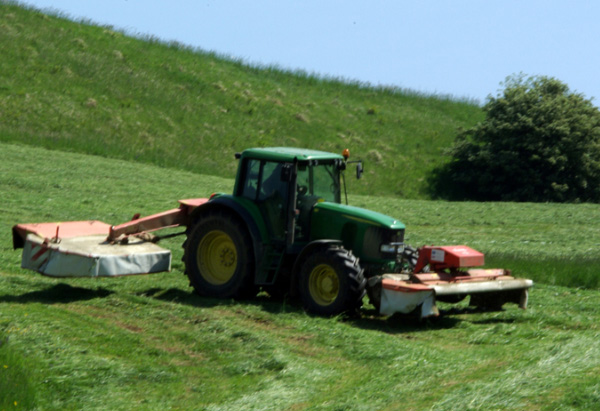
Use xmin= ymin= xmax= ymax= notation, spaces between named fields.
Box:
xmin=1 ymin=143 xmax=599 ymax=410
xmin=1 ymin=3 xmax=600 ymax=409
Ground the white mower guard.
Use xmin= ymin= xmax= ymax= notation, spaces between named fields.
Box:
xmin=13 ymin=221 xmax=172 ymax=278
xmin=379 ymin=274 xmax=533 ymax=319
xmin=11 ymin=200 xmax=208 ymax=278
xmin=20 ymin=233 xmax=171 ymax=278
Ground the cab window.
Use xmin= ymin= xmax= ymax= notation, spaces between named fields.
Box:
xmin=296 ymin=162 xmax=340 ymax=203
xmin=241 ymin=159 xmax=261 ymax=200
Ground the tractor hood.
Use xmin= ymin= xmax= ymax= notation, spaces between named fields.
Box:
xmin=312 ymin=202 xmax=405 ymax=230
xmin=309 ymin=202 xmax=405 ymax=264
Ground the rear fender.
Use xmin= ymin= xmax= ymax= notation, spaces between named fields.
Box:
xmin=289 ymin=239 xmax=343 ymax=297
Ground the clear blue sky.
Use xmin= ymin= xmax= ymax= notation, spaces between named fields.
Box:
xmin=20 ymin=0 xmax=600 ymax=105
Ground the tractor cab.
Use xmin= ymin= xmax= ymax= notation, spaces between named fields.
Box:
xmin=233 ymin=147 xmax=355 ymax=246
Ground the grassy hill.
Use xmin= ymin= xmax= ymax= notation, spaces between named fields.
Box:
xmin=0 ymin=1 xmax=483 ymax=199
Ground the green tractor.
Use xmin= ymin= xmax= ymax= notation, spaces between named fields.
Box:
xmin=12 ymin=147 xmax=532 ymax=318
xmin=182 ymin=147 xmax=400 ymax=316
xmin=181 ymin=147 xmax=531 ymax=317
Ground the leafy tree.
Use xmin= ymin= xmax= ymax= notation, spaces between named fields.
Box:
xmin=429 ymin=75 xmax=600 ymax=202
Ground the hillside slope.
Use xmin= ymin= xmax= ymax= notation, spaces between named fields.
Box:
xmin=0 ymin=2 xmax=483 ymax=199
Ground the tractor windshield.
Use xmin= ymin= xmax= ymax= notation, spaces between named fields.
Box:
xmin=297 ymin=162 xmax=341 ymax=203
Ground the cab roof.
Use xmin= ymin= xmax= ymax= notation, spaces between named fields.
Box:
xmin=239 ymin=147 xmax=344 ymax=162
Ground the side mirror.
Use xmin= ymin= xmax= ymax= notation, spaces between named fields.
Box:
xmin=356 ymin=162 xmax=363 ymax=180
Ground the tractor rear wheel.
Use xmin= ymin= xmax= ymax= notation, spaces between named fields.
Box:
xmin=299 ymin=246 xmax=366 ymax=316
xmin=184 ymin=211 xmax=256 ymax=299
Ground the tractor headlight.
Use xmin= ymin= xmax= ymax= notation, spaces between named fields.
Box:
xmin=380 ymin=243 xmax=405 ymax=254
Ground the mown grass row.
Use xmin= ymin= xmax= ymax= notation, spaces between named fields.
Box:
xmin=0 ymin=2 xmax=484 ymax=200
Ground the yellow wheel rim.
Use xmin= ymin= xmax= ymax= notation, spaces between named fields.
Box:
xmin=197 ymin=230 xmax=237 ymax=285
xmin=308 ymin=264 xmax=339 ymax=306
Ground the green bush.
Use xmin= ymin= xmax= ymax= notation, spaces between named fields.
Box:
xmin=429 ymin=75 xmax=600 ymax=202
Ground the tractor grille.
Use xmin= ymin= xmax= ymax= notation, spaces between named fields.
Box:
xmin=362 ymin=227 xmax=405 ymax=260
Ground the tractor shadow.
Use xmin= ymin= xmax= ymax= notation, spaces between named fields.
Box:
xmin=141 ymin=288 xmax=480 ymax=333
xmin=0 ymin=283 xmax=113 ymax=304
xmin=344 ymin=307 xmax=462 ymax=333
xmin=365 ymin=305 xmax=519 ymax=330
xmin=344 ymin=305 xmax=521 ymax=333
xmin=136 ymin=287 xmax=226 ymax=309
xmin=137 ymin=287 xmax=306 ymax=315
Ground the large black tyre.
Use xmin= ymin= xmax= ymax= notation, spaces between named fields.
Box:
xmin=183 ymin=210 xmax=256 ymax=299
xmin=299 ymin=246 xmax=366 ymax=316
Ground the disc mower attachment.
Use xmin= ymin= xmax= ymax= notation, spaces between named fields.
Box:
xmin=13 ymin=221 xmax=171 ymax=277
xmin=375 ymin=245 xmax=533 ymax=319
xmin=11 ymin=198 xmax=208 ymax=278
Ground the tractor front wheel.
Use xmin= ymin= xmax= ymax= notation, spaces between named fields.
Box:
xmin=299 ymin=246 xmax=366 ymax=316
xmin=184 ymin=211 xmax=256 ymax=299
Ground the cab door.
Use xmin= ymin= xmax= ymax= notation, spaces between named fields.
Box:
xmin=239 ymin=159 xmax=291 ymax=242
